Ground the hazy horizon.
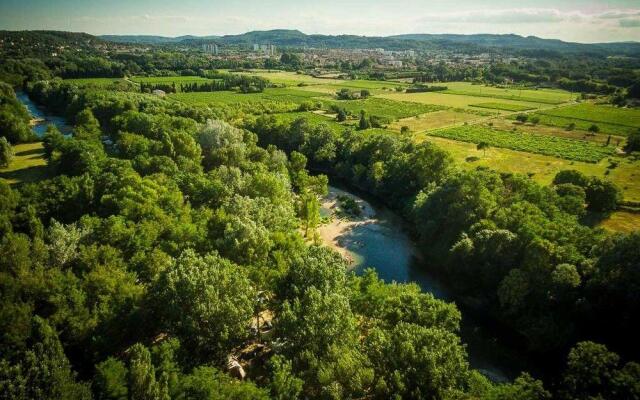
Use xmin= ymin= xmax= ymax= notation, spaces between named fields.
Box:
xmin=1 ymin=0 xmax=640 ymax=44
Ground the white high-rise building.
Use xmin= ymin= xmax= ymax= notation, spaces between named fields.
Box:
xmin=202 ymin=43 xmax=219 ymax=55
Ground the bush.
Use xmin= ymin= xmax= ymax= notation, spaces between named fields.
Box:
xmin=0 ymin=136 xmax=14 ymax=167
xmin=624 ymin=131 xmax=640 ymax=153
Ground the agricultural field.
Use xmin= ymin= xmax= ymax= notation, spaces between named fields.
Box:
xmin=489 ymin=118 xmax=626 ymax=146
xmin=418 ymin=135 xmax=640 ymax=202
xmin=130 ymin=75 xmax=212 ymax=84
xmin=271 ymin=111 xmax=350 ymax=134
xmin=170 ymin=87 xmax=328 ymax=107
xmin=233 ymin=70 xmax=342 ymax=86
xmin=378 ymin=91 xmax=546 ymax=111
xmin=0 ymin=142 xmax=50 ymax=185
xmin=470 ymin=102 xmax=535 ymax=112
xmin=63 ymin=77 xmax=129 ymax=87
xmin=322 ymin=97 xmax=445 ymax=121
xmin=429 ymin=125 xmax=616 ymax=163
xmin=129 ymin=75 xmax=214 ymax=91
xmin=533 ymin=103 xmax=640 ymax=136
xmin=442 ymin=82 xmax=575 ymax=105
xmin=388 ymin=110 xmax=481 ymax=132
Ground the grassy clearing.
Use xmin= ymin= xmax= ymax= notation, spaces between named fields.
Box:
xmin=0 ymin=142 xmax=50 ymax=185
xmin=170 ymin=87 xmax=328 ymax=107
xmin=378 ymin=91 xmax=545 ymax=111
xmin=489 ymin=118 xmax=626 ymax=146
xmin=418 ymin=135 xmax=640 ymax=202
xmin=442 ymin=82 xmax=574 ymax=105
xmin=322 ymin=98 xmax=444 ymax=121
xmin=429 ymin=125 xmax=616 ymax=163
xmin=471 ymin=102 xmax=534 ymax=112
xmin=389 ymin=110 xmax=481 ymax=132
xmin=233 ymin=70 xmax=342 ymax=86
xmin=64 ymin=77 xmax=128 ymax=87
xmin=528 ymin=114 xmax=638 ymax=137
xmin=271 ymin=112 xmax=350 ymax=134
xmin=597 ymin=211 xmax=640 ymax=233
xmin=130 ymin=75 xmax=212 ymax=84
xmin=534 ymin=103 xmax=640 ymax=136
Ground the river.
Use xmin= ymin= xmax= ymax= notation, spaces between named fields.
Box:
xmin=319 ymin=184 xmax=531 ymax=383
xmin=14 ymin=90 xmax=524 ymax=383
xmin=16 ymin=91 xmax=72 ymax=136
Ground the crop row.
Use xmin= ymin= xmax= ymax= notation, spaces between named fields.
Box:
xmin=430 ymin=125 xmax=616 ymax=163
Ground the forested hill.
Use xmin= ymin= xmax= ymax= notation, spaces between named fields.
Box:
xmin=99 ymin=29 xmax=640 ymax=55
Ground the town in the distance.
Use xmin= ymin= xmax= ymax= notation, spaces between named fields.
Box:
xmin=1 ymin=15 xmax=640 ymax=400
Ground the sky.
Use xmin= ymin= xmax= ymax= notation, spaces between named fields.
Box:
xmin=1 ymin=0 xmax=640 ymax=43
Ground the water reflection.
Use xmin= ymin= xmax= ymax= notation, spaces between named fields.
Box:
xmin=16 ymin=91 xmax=72 ymax=136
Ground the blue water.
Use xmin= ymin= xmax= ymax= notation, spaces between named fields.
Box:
xmin=324 ymin=185 xmax=516 ymax=382
xmin=16 ymin=91 xmax=72 ymax=136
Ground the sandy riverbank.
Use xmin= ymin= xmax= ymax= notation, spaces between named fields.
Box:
xmin=316 ymin=186 xmax=379 ymax=264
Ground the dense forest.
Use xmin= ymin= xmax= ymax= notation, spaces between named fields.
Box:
xmin=1 ymin=31 xmax=640 ymax=400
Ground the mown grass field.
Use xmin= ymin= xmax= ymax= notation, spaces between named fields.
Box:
xmin=0 ymin=142 xmax=49 ymax=184
xmin=597 ymin=211 xmax=640 ymax=233
xmin=471 ymin=102 xmax=535 ymax=112
xmin=429 ymin=125 xmax=616 ymax=163
xmin=389 ymin=110 xmax=481 ymax=133
xmin=534 ymin=103 xmax=640 ymax=136
xmin=442 ymin=82 xmax=575 ymax=105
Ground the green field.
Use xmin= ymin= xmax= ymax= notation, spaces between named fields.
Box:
xmin=63 ymin=77 xmax=129 ymax=87
xmin=429 ymin=125 xmax=616 ymax=163
xmin=442 ymin=82 xmax=574 ymax=105
xmin=322 ymin=97 xmax=445 ymax=121
xmin=378 ymin=91 xmax=545 ymax=111
xmin=170 ymin=87 xmax=328 ymax=106
xmin=272 ymin=112 xmax=351 ymax=134
xmin=389 ymin=110 xmax=482 ymax=133
xmin=534 ymin=103 xmax=640 ymax=136
xmin=0 ymin=142 xmax=50 ymax=184
xmin=233 ymin=70 xmax=342 ymax=86
xmin=470 ymin=102 xmax=535 ymax=112
xmin=131 ymin=75 xmax=212 ymax=84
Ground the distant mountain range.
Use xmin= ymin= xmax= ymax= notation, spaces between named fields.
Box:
xmin=100 ymin=29 xmax=640 ymax=56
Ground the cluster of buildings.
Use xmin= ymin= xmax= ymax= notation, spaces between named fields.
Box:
xmin=252 ymin=44 xmax=277 ymax=56
xmin=298 ymin=47 xmax=417 ymax=69
xmin=202 ymin=43 xmax=219 ymax=55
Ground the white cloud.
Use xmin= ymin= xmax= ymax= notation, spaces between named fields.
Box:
xmin=50 ymin=7 xmax=640 ymax=42
xmin=619 ymin=18 xmax=640 ymax=28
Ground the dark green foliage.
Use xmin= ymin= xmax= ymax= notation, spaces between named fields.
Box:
xmin=560 ymin=342 xmax=640 ymax=400
xmin=624 ymin=130 xmax=640 ymax=153
xmin=0 ymin=136 xmax=14 ymax=167
xmin=151 ymin=250 xmax=256 ymax=362
xmin=1 ymin=42 xmax=639 ymax=400
xmin=554 ymin=170 xmax=621 ymax=212
xmin=0 ymin=317 xmax=91 ymax=400
xmin=0 ymin=83 xmax=36 ymax=143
